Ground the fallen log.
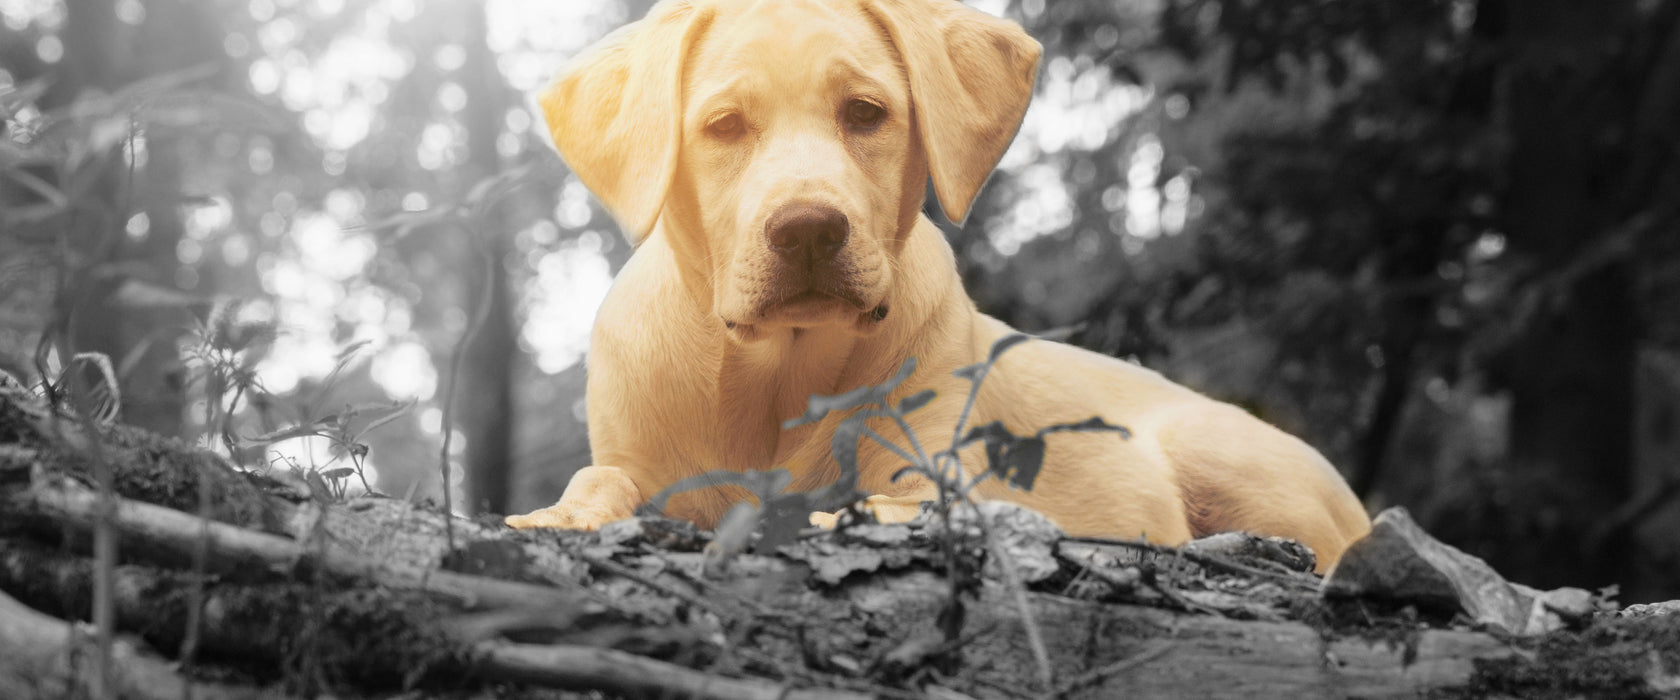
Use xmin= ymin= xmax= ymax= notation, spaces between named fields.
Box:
xmin=8 ymin=474 xmax=1677 ymax=698
xmin=0 ymin=587 xmax=280 ymax=700
xmin=816 ymin=570 xmax=1525 ymax=699
xmin=4 ymin=381 xmax=1678 ymax=699
xmin=10 ymin=477 xmax=596 ymax=612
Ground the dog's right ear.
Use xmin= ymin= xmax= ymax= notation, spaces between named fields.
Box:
xmin=537 ymin=2 xmax=713 ymax=243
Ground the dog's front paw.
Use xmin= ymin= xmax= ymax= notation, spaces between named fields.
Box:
xmin=505 ymin=505 xmax=617 ymax=531
xmin=809 ymin=495 xmax=929 ymax=530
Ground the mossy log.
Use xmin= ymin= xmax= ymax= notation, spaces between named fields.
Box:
xmin=2 ymin=390 xmax=1677 ymax=699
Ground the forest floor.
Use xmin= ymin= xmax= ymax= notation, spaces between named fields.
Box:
xmin=1 ymin=385 xmax=1679 ymax=699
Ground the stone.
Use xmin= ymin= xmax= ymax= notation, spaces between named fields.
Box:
xmin=1324 ymin=507 xmax=1596 ymax=636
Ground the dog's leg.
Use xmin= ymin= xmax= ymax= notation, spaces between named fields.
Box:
xmin=504 ymin=465 xmax=642 ymax=530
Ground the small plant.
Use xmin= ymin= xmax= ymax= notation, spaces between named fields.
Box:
xmin=244 ymin=397 xmax=414 ymax=502
xmin=238 ymin=340 xmax=414 ymax=502
xmin=648 ymin=332 xmax=1130 ymax=666
xmin=656 ymin=333 xmax=1128 ymax=546
xmin=787 ymin=332 xmax=1126 ymax=671
xmin=180 ymin=299 xmax=277 ymax=458
xmin=35 ymin=351 xmax=124 ymax=425
xmin=786 ymin=332 xmax=1130 ymax=512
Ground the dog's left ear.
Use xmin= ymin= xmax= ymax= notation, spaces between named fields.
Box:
xmin=864 ymin=0 xmax=1041 ymax=225
xmin=536 ymin=2 xmax=714 ymax=242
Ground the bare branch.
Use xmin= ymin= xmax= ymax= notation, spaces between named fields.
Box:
xmin=476 ymin=641 xmax=873 ymax=700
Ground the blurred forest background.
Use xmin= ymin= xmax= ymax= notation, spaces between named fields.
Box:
xmin=2 ymin=0 xmax=1679 ymax=601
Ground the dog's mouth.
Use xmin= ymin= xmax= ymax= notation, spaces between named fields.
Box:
xmin=718 ymin=248 xmax=892 ymax=341
xmin=722 ymin=285 xmax=889 ymax=338
xmin=756 ymin=286 xmax=868 ymax=325
xmin=771 ymin=286 xmax=866 ymax=313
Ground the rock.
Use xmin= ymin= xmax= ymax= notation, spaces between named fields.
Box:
xmin=1324 ymin=507 xmax=1596 ymax=636
xmin=1619 ymin=600 xmax=1680 ymax=619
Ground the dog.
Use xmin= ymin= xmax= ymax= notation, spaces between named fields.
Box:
xmin=504 ymin=0 xmax=1372 ymax=572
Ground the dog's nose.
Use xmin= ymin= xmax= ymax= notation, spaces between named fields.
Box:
xmin=766 ymin=204 xmax=848 ymax=264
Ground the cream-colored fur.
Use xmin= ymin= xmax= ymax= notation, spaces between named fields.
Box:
xmin=505 ymin=0 xmax=1372 ymax=572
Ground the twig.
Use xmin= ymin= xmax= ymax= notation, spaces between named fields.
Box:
xmin=949 ymin=363 xmax=987 ymax=450
xmin=1049 ymin=641 xmax=1172 ymax=698
xmin=980 ymin=516 xmax=1054 ymax=692
xmin=888 ymin=410 xmax=932 ymax=468
xmin=439 ymin=218 xmax=502 ymax=553
xmin=1060 ymin=536 xmax=1320 ymax=591
xmin=182 ymin=365 xmax=221 ymax=698
xmin=659 ymin=557 xmax=793 ymax=621
xmin=576 ymin=550 xmax=734 ymax=621
xmin=1179 ymin=550 xmax=1318 ymax=590
xmin=59 ymin=353 xmax=118 ymax=699
xmin=732 ymin=646 xmax=927 ymax=700
xmin=861 ymin=426 xmax=918 ymax=466
xmin=476 ymin=641 xmax=873 ymax=700
xmin=179 ymin=460 xmax=211 ymax=700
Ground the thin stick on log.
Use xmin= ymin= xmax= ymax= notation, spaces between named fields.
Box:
xmin=13 ymin=478 xmax=597 ymax=612
xmin=0 ymin=588 xmax=283 ymax=700
xmin=983 ymin=526 xmax=1055 ymax=692
xmin=58 ymin=367 xmax=121 ymax=699
xmin=576 ymin=550 xmax=735 ymax=620
xmin=477 ymin=641 xmax=873 ymax=700
xmin=1050 ymin=641 xmax=1173 ymax=699
xmin=1061 ymin=536 xmax=1320 ymax=591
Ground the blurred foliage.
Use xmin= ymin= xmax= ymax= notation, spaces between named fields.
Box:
xmin=966 ymin=0 xmax=1680 ymax=598
xmin=0 ymin=0 xmax=622 ymax=510
xmin=4 ymin=0 xmax=1680 ymax=598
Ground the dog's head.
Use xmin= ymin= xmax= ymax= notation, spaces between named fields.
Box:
xmin=539 ymin=0 xmax=1039 ymax=339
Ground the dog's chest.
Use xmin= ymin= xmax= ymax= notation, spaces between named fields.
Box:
xmin=705 ymin=335 xmax=860 ymax=473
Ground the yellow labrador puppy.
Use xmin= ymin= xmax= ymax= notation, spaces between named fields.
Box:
xmin=506 ymin=0 xmax=1371 ymax=571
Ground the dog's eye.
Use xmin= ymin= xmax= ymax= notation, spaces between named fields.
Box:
xmin=706 ymin=113 xmax=744 ymax=139
xmin=845 ymin=100 xmax=885 ymax=130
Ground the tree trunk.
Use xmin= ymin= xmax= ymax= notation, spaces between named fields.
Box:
xmin=47 ymin=0 xmax=226 ymax=438
xmin=1498 ymin=0 xmax=1639 ymax=589
xmin=456 ymin=2 xmax=517 ymax=515
xmin=460 ymin=231 xmax=516 ymax=515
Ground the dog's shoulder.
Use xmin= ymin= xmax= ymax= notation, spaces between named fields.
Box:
xmin=589 ymin=236 xmax=718 ymax=376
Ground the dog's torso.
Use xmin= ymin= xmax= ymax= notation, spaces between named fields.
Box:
xmin=586 ymin=214 xmax=1369 ymax=565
